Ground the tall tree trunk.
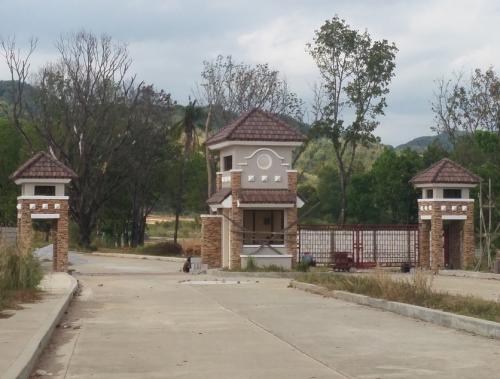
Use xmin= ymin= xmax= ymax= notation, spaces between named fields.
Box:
xmin=138 ymin=215 xmax=146 ymax=245
xmin=77 ymin=215 xmax=93 ymax=248
xmin=174 ymin=154 xmax=187 ymax=244
xmin=204 ymin=106 xmax=215 ymax=199
xmin=338 ymin=171 xmax=347 ymax=224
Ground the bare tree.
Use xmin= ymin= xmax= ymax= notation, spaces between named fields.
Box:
xmin=1 ymin=31 xmax=179 ymax=247
xmin=432 ymin=68 xmax=500 ymax=142
xmin=0 ymin=36 xmax=38 ymax=151
xmin=33 ymin=31 xmax=145 ymax=246
xmin=196 ymin=55 xmax=304 ymax=196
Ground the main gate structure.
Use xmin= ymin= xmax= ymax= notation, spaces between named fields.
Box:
xmin=298 ymin=224 xmax=419 ymax=268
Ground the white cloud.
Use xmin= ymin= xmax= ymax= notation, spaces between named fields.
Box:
xmin=0 ymin=0 xmax=499 ymax=145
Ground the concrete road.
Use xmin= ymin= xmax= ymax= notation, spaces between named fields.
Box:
xmin=32 ymin=253 xmax=500 ymax=378
xmin=35 ymin=245 xmax=182 ymax=275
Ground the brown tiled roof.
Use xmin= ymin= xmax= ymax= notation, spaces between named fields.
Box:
xmin=10 ymin=151 xmax=77 ymax=180
xmin=206 ymin=188 xmax=300 ymax=205
xmin=410 ymin=158 xmax=481 ymax=185
xmin=238 ymin=189 xmax=297 ymax=204
xmin=206 ymin=188 xmax=231 ymax=204
xmin=206 ymin=108 xmax=306 ymax=146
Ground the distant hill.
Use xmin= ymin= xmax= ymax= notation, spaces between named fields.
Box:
xmin=395 ymin=133 xmax=452 ymax=152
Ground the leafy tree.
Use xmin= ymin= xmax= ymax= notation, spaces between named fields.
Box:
xmin=452 ymin=131 xmax=500 ymax=252
xmin=173 ymin=100 xmax=203 ymax=243
xmin=347 ymin=173 xmax=379 ymax=223
xmin=422 ymin=140 xmax=449 ymax=167
xmin=347 ymin=148 xmax=423 ymax=224
xmin=307 ymin=16 xmax=398 ymax=223
xmin=1 ymin=32 xmax=179 ymax=247
xmin=0 ymin=118 xmax=22 ymax=225
xmin=315 ymin=165 xmax=342 ymax=223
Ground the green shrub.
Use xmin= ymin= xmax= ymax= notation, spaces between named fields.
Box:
xmin=296 ymin=260 xmax=311 ymax=272
xmin=0 ymin=245 xmax=43 ymax=291
xmin=146 ymin=219 xmax=201 ymax=239
xmin=245 ymin=256 xmax=258 ymax=271
xmin=138 ymin=241 xmax=183 ymax=256
xmin=0 ymin=245 xmax=43 ymax=311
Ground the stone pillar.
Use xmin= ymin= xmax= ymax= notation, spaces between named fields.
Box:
xmin=216 ymin=172 xmax=222 ymax=192
xmin=463 ymin=203 xmax=475 ymax=269
xmin=201 ymin=215 xmax=222 ymax=268
xmin=419 ymin=220 xmax=430 ymax=269
xmin=287 ymin=170 xmax=297 ymax=192
xmin=53 ymin=201 xmax=69 ymax=272
xmin=286 ymin=208 xmax=298 ymax=264
xmin=17 ymin=201 xmax=33 ymax=256
xmin=230 ymin=170 xmax=242 ymax=269
xmin=286 ymin=170 xmax=298 ymax=265
xmin=430 ymin=206 xmax=444 ymax=271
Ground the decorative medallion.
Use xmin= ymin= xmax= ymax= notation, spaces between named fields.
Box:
xmin=256 ymin=153 xmax=272 ymax=170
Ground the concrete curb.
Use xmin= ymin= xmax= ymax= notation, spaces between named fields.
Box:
xmin=290 ymin=280 xmax=500 ymax=340
xmin=91 ymin=252 xmax=185 ymax=262
xmin=4 ymin=273 xmax=78 ymax=379
xmin=210 ymin=270 xmax=303 ymax=279
xmin=210 ymin=270 xmax=337 ymax=279
xmin=439 ymin=269 xmax=500 ymax=281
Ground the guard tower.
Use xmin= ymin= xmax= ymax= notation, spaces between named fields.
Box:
xmin=201 ymin=108 xmax=306 ymax=270
xmin=10 ymin=152 xmax=77 ymax=272
xmin=410 ymin=158 xmax=481 ymax=271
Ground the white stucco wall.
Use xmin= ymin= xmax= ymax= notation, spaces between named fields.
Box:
xmin=21 ymin=182 xmax=66 ymax=196
xmin=420 ymin=185 xmax=471 ymax=200
xmin=219 ymin=145 xmax=294 ymax=189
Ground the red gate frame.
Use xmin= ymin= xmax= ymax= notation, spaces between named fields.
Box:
xmin=298 ymin=224 xmax=419 ymax=268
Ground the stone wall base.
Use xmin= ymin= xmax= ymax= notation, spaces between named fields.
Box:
xmin=201 ymin=215 xmax=222 ymax=268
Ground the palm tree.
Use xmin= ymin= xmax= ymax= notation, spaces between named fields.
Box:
xmin=173 ymin=100 xmax=202 ymax=244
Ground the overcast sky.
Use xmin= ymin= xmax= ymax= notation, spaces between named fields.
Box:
xmin=0 ymin=0 xmax=498 ymax=145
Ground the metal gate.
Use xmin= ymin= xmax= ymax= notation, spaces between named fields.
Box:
xmin=298 ymin=224 xmax=419 ymax=268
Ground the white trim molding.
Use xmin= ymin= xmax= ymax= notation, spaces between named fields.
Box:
xmin=244 ymin=147 xmax=285 ymax=160
xmin=242 ymin=245 xmax=285 ymax=248
xmin=238 ymin=203 xmax=295 ymax=208
xmin=208 ymin=140 xmax=302 ymax=150
xmin=241 ymin=254 xmax=292 ymax=258
xmin=442 ymin=215 xmax=467 ymax=220
xmin=15 ymin=178 xmax=71 ymax=185
xmin=17 ymin=196 xmax=69 ymax=200
xmin=420 ymin=215 xmax=432 ymax=220
xmin=414 ymin=183 xmax=477 ymax=188
xmin=297 ymin=197 xmax=305 ymax=208
xmin=417 ymin=199 xmax=474 ymax=203
xmin=209 ymin=195 xmax=233 ymax=212
xmin=31 ymin=213 xmax=60 ymax=219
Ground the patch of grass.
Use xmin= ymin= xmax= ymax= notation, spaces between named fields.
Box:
xmin=146 ymin=219 xmax=201 ymax=239
xmin=296 ymin=260 xmax=311 ymax=272
xmin=97 ymin=239 xmax=200 ymax=257
xmin=0 ymin=245 xmax=43 ymax=313
xmin=296 ymin=270 xmax=500 ymax=323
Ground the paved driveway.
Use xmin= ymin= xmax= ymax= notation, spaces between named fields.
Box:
xmin=33 ymin=252 xmax=500 ymax=378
